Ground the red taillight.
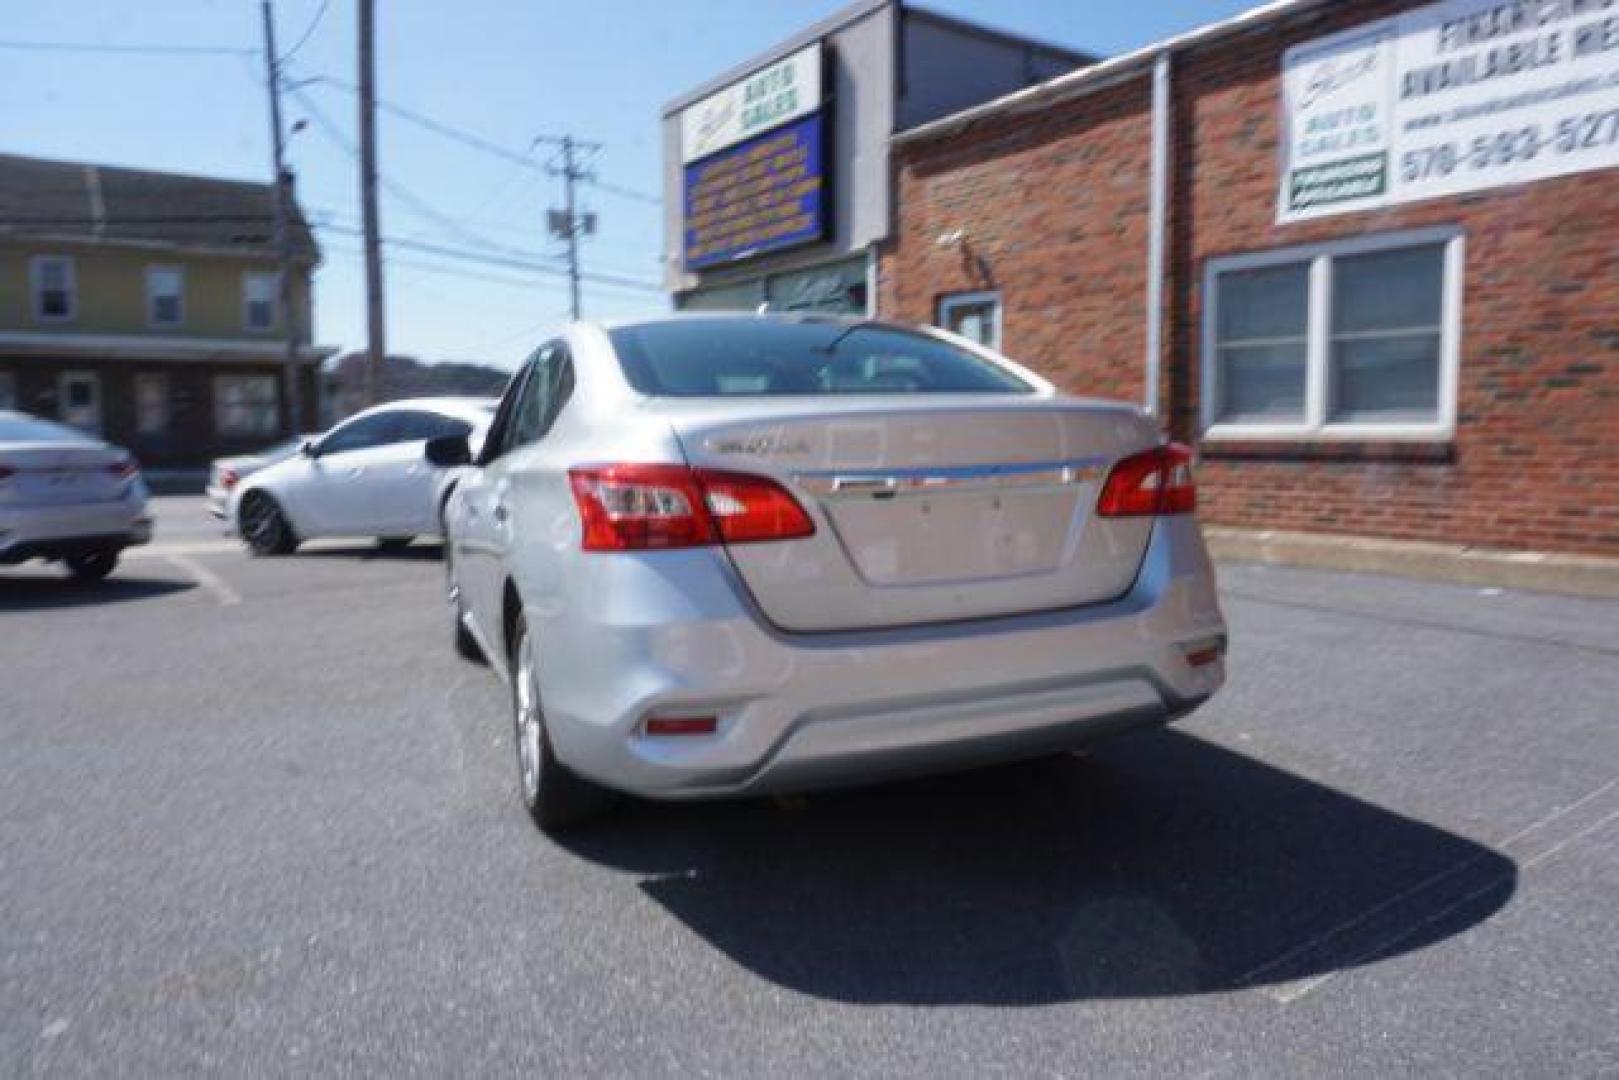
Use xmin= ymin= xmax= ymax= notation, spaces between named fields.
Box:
xmin=219 ymin=467 xmax=240 ymax=490
xmin=1096 ymin=443 xmax=1197 ymax=518
xmin=106 ymin=457 xmax=138 ymax=480
xmin=567 ymin=464 xmax=815 ymax=552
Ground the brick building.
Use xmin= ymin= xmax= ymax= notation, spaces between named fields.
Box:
xmin=0 ymin=153 xmax=333 ymax=470
xmin=880 ymin=0 xmax=1619 ymax=559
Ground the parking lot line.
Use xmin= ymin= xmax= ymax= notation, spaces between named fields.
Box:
xmin=164 ymin=554 xmax=242 ymax=607
xmin=128 ymin=539 xmax=242 ymax=559
xmin=1249 ymin=774 xmax=1619 ymax=1004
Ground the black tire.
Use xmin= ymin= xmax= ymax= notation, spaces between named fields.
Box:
xmin=509 ymin=611 xmax=613 ymax=832
xmin=445 ymin=546 xmax=484 ymax=664
xmin=64 ymin=548 xmax=118 ymax=581
xmin=240 ymin=492 xmax=298 ymax=556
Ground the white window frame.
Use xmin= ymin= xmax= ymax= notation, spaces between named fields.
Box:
xmin=214 ymin=374 xmax=280 ymax=437
xmin=145 ymin=265 xmax=185 ymax=328
xmin=30 ymin=255 xmax=78 ymax=323
xmin=937 ymin=290 xmax=1003 ymax=351
xmin=242 ymin=271 xmax=279 ymax=332
xmin=1201 ymin=227 xmax=1464 ymax=443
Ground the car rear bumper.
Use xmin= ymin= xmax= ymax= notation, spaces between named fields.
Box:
xmin=528 ymin=514 xmax=1227 ymax=799
xmin=0 ymin=493 xmax=152 ymax=563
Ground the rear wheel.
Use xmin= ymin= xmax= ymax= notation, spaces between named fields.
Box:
xmin=240 ymin=493 xmax=298 ymax=556
xmin=64 ymin=548 xmax=118 ymax=581
xmin=510 ymin=612 xmax=612 ymax=832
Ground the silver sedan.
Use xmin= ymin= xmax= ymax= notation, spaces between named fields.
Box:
xmin=0 ymin=410 xmax=151 ymax=581
xmin=437 ymin=316 xmax=1227 ymax=831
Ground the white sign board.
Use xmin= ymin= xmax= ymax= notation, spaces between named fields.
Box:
xmin=681 ymin=43 xmax=823 ymax=164
xmin=1280 ymin=0 xmax=1619 ymax=222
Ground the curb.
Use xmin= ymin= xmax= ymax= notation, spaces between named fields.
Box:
xmin=1205 ymin=527 xmax=1619 ymax=600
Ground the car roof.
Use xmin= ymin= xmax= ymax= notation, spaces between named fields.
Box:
xmin=593 ymin=312 xmax=877 ymax=333
xmin=0 ymin=409 xmax=100 ymax=444
xmin=349 ymin=396 xmax=500 ymax=424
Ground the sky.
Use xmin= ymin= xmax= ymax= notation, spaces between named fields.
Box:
xmin=0 ymin=0 xmax=1255 ymax=371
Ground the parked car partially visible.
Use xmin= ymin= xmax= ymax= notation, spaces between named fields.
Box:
xmin=230 ymin=397 xmax=498 ymax=555
xmin=206 ymin=435 xmax=319 ymax=520
xmin=0 ymin=410 xmax=152 ymax=581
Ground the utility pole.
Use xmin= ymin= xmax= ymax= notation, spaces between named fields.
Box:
xmin=560 ymin=136 xmax=581 ymax=321
xmin=259 ymin=0 xmax=304 ymax=437
xmin=542 ymin=135 xmax=598 ymax=321
xmin=358 ymin=0 xmax=386 ymax=405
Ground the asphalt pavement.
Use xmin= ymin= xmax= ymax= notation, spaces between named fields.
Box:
xmin=2 ymin=496 xmax=1616 ymax=1075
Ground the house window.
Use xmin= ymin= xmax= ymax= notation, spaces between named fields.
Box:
xmin=146 ymin=266 xmax=185 ymax=327
xmin=135 ymin=373 xmax=171 ymax=435
xmin=0 ymin=372 xmax=16 ymax=410
xmin=214 ymin=374 xmax=279 ymax=437
xmin=243 ymin=272 xmax=278 ymax=331
xmin=31 ymin=256 xmax=77 ymax=322
xmin=937 ymin=291 xmax=1002 ymax=350
xmin=1203 ymin=229 xmax=1462 ymax=440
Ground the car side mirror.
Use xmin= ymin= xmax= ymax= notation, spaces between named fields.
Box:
xmin=425 ymin=434 xmax=471 ymax=468
xmin=300 ymin=439 xmax=320 ymax=458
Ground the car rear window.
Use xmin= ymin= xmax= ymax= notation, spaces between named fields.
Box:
xmin=608 ymin=319 xmax=1034 ymax=397
xmin=0 ymin=413 xmax=93 ymax=444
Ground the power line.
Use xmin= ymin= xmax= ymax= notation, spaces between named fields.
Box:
xmin=0 ymin=38 xmax=253 ymax=57
xmin=279 ymin=0 xmax=331 ymax=62
xmin=301 ymin=74 xmax=538 ymax=167
xmin=592 ymin=179 xmax=661 ymax=206
xmin=298 ymin=73 xmax=659 ymax=208
xmin=288 ymin=83 xmax=543 ymax=261
xmin=315 ymin=221 xmax=662 ymax=294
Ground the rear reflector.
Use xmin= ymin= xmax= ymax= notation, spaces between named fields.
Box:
xmin=569 ymin=464 xmax=814 ymax=552
xmin=106 ymin=457 xmax=138 ymax=479
xmin=219 ymin=467 xmax=240 ymax=490
xmin=1182 ymin=636 xmax=1227 ymax=667
xmin=643 ymin=715 xmax=718 ymax=737
xmin=1097 ymin=443 xmax=1197 ymax=518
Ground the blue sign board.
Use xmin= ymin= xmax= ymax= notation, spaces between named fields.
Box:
xmin=683 ymin=112 xmax=827 ymax=271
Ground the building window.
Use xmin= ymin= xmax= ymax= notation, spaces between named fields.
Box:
xmin=937 ymin=291 xmax=1002 ymax=350
xmin=243 ymin=272 xmax=278 ymax=331
xmin=135 ymin=373 xmax=171 ymax=435
xmin=1203 ymin=228 xmax=1462 ymax=440
xmin=214 ymin=374 xmax=279 ymax=437
xmin=31 ymin=256 xmax=77 ymax=322
xmin=0 ymin=372 xmax=15 ymax=410
xmin=146 ymin=266 xmax=185 ymax=327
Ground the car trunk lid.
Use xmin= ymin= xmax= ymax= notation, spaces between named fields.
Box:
xmin=663 ymin=398 xmax=1160 ymax=632
xmin=0 ymin=443 xmax=130 ymax=506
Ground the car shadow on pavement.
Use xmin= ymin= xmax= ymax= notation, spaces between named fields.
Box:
xmin=292 ymin=542 xmax=444 ymax=563
xmin=560 ymin=729 xmax=1516 ymax=1005
xmin=0 ymin=572 xmax=196 ymax=611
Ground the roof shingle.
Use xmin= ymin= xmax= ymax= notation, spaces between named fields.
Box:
xmin=0 ymin=152 xmax=318 ymax=259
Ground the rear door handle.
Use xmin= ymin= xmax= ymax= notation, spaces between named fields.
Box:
xmin=348 ymin=467 xmax=365 ymax=479
xmin=493 ymin=503 xmax=510 ymax=524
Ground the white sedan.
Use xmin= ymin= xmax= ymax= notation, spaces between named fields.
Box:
xmin=231 ymin=397 xmax=497 ymax=555
xmin=0 ymin=410 xmax=152 ymax=581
